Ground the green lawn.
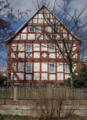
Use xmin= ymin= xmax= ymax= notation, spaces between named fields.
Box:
xmin=0 ymin=115 xmax=87 ymax=120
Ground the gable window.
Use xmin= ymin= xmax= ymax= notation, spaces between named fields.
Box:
xmin=26 ymin=63 xmax=32 ymax=73
xmin=49 ymin=44 xmax=55 ymax=52
xmin=54 ymin=27 xmax=59 ymax=33
xmin=49 ymin=63 xmax=55 ymax=73
xmin=29 ymin=26 xmax=35 ymax=32
xmin=65 ymin=63 xmax=70 ymax=73
xmin=26 ymin=44 xmax=32 ymax=52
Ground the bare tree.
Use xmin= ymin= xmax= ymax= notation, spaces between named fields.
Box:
xmin=33 ymin=0 xmax=87 ymax=89
xmin=0 ymin=0 xmax=32 ymax=86
xmin=0 ymin=0 xmax=31 ymax=70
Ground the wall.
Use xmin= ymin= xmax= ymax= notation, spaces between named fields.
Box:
xmin=8 ymin=6 xmax=79 ymax=82
xmin=0 ymin=99 xmax=87 ymax=116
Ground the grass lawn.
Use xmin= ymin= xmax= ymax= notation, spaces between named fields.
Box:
xmin=0 ymin=115 xmax=87 ymax=120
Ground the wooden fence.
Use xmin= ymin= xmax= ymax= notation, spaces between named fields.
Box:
xmin=0 ymin=87 xmax=13 ymax=99
xmin=0 ymin=87 xmax=87 ymax=100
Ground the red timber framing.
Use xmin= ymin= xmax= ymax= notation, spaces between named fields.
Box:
xmin=6 ymin=5 xmax=80 ymax=83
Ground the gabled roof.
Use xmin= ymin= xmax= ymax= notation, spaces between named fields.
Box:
xmin=5 ymin=5 xmax=82 ymax=44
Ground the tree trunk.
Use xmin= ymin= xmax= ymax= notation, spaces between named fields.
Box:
xmin=70 ymin=72 xmax=74 ymax=89
xmin=70 ymin=71 xmax=74 ymax=99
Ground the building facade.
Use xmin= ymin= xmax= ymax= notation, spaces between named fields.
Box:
xmin=5 ymin=5 xmax=80 ymax=83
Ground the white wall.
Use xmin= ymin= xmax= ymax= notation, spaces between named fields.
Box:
xmin=41 ymin=73 xmax=47 ymax=80
xmin=34 ymin=63 xmax=40 ymax=72
xmin=28 ymin=34 xmax=35 ymax=40
xmin=57 ymin=63 xmax=63 ymax=72
xmin=26 ymin=74 xmax=32 ymax=80
xmin=49 ymin=74 xmax=55 ymax=80
xmin=16 ymin=73 xmax=24 ymax=80
xmin=34 ymin=73 xmax=40 ymax=80
xmin=57 ymin=73 xmax=63 ymax=80
xmin=42 ymin=63 xmax=47 ymax=72
xmin=34 ymin=52 xmax=40 ymax=58
xmin=34 ymin=44 xmax=40 ymax=51
xmin=18 ymin=44 xmax=24 ymax=51
xmin=18 ymin=52 xmax=24 ymax=58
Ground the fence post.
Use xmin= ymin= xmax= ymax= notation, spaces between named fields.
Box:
xmin=14 ymin=87 xmax=17 ymax=101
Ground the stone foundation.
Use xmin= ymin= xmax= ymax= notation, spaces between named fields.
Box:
xmin=0 ymin=99 xmax=87 ymax=116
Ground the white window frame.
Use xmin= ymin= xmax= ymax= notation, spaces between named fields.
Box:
xmin=49 ymin=63 xmax=55 ymax=73
xmin=29 ymin=26 xmax=35 ymax=32
xmin=65 ymin=63 xmax=70 ymax=73
xmin=49 ymin=44 xmax=55 ymax=52
xmin=26 ymin=63 xmax=32 ymax=73
xmin=26 ymin=44 xmax=32 ymax=52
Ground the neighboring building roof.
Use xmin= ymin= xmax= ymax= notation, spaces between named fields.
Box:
xmin=0 ymin=71 xmax=7 ymax=76
xmin=5 ymin=5 xmax=82 ymax=44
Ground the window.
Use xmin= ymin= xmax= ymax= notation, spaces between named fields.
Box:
xmin=29 ymin=26 xmax=35 ymax=32
xmin=65 ymin=63 xmax=70 ymax=73
xmin=49 ymin=63 xmax=55 ymax=73
xmin=26 ymin=44 xmax=32 ymax=52
xmin=26 ymin=63 xmax=32 ymax=73
xmin=49 ymin=44 xmax=55 ymax=52
xmin=54 ymin=27 xmax=59 ymax=33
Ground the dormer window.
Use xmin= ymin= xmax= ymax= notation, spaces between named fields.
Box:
xmin=29 ymin=26 xmax=35 ymax=32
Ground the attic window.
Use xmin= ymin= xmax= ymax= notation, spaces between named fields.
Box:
xmin=53 ymin=27 xmax=59 ymax=33
xmin=29 ymin=26 xmax=35 ymax=32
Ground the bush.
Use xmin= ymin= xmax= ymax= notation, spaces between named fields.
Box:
xmin=64 ymin=64 xmax=87 ymax=88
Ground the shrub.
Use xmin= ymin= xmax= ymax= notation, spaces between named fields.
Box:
xmin=64 ymin=64 xmax=87 ymax=88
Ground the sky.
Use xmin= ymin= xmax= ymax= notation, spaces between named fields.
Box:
xmin=1 ymin=0 xmax=87 ymax=71
xmin=10 ymin=0 xmax=87 ymax=31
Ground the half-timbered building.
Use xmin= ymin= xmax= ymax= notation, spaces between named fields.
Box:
xmin=5 ymin=5 xmax=80 ymax=84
